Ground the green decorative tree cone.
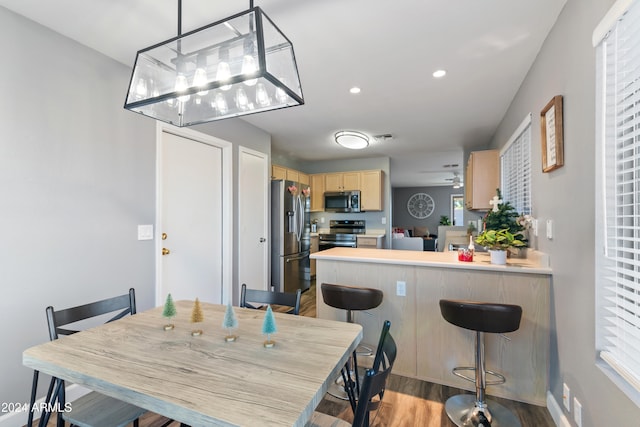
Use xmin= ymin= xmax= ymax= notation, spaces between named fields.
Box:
xmin=163 ymin=324 xmax=175 ymax=331
xmin=263 ymin=340 xmax=276 ymax=348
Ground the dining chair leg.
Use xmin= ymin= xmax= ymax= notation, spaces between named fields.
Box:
xmin=28 ymin=370 xmax=39 ymax=427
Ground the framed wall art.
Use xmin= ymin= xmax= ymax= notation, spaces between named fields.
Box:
xmin=540 ymin=95 xmax=564 ymax=172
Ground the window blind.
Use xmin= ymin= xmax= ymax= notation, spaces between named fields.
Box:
xmin=500 ymin=115 xmax=532 ymax=215
xmin=597 ymin=0 xmax=640 ymax=393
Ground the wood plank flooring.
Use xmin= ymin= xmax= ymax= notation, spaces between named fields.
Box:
xmin=28 ymin=281 xmax=554 ymax=426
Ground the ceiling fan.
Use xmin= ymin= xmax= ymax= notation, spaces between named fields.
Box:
xmin=445 ymin=172 xmax=463 ymax=188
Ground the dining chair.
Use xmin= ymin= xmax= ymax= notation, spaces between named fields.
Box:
xmin=307 ymin=320 xmax=397 ymax=427
xmin=28 ymin=288 xmax=147 ymax=427
xmin=240 ymin=283 xmax=302 ymax=315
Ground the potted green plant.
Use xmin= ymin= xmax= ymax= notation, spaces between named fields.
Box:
xmin=475 ymin=228 xmax=525 ymax=265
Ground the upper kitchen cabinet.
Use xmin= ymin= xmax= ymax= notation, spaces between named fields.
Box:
xmin=360 ymin=170 xmax=384 ymax=211
xmin=271 ymin=164 xmax=308 ymax=185
xmin=465 ymin=150 xmax=499 ymax=210
xmin=325 ymin=172 xmax=360 ymax=192
xmin=271 ymin=164 xmax=287 ymax=180
xmin=310 ymin=174 xmax=325 ymax=212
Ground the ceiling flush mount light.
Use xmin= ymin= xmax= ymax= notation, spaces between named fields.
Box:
xmin=335 ymin=131 xmax=369 ymax=150
xmin=349 ymin=86 xmax=361 ymax=94
xmin=124 ymin=0 xmax=304 ymax=127
xmin=432 ymin=69 xmax=447 ymax=78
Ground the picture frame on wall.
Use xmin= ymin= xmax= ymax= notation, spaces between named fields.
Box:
xmin=540 ymin=95 xmax=564 ymax=173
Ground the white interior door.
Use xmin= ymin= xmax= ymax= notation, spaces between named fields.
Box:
xmin=238 ymin=146 xmax=269 ymax=295
xmin=157 ymin=126 xmax=232 ymax=305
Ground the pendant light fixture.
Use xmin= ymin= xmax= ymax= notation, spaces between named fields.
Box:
xmin=124 ymin=0 xmax=304 ymax=127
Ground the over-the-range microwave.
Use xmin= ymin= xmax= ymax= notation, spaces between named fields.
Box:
xmin=324 ymin=190 xmax=361 ymax=213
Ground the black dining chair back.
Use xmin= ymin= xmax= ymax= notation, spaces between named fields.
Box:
xmin=240 ymin=283 xmax=301 ymax=315
xmin=308 ymin=320 xmax=397 ymax=427
xmin=28 ymin=288 xmax=147 ymax=427
xmin=351 ymin=365 xmax=394 ymax=427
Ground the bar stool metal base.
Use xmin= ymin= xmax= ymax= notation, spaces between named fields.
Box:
xmin=445 ymin=394 xmax=521 ymax=427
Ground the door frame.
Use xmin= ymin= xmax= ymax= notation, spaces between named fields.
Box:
xmin=155 ymin=122 xmax=233 ymax=306
xmin=237 ymin=146 xmax=270 ymax=298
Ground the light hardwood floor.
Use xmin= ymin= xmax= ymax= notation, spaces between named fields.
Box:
xmin=28 ymin=281 xmax=555 ymax=426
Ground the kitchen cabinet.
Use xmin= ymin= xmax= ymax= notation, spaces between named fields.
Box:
xmin=286 ymin=169 xmax=299 ymax=182
xmin=356 ymin=235 xmax=384 ymax=248
xmin=325 ymin=172 xmax=360 ymax=192
xmin=298 ymin=173 xmax=309 ymax=185
xmin=310 ymin=235 xmax=319 ymax=277
xmin=271 ymin=165 xmax=308 ymax=185
xmin=360 ymin=170 xmax=384 ymax=211
xmin=271 ymin=164 xmax=287 ymax=180
xmin=310 ymin=174 xmax=325 ymax=212
xmin=465 ymin=150 xmax=499 ymax=210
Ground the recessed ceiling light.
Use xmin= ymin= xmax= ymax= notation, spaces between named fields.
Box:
xmin=432 ymin=69 xmax=447 ymax=78
xmin=349 ymin=87 xmax=361 ymax=94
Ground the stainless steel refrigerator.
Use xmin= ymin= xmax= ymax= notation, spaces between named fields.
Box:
xmin=271 ymin=179 xmax=310 ymax=293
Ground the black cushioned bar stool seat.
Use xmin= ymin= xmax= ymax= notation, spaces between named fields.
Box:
xmin=322 ymin=283 xmax=384 ymax=400
xmin=439 ymin=299 xmax=523 ymax=427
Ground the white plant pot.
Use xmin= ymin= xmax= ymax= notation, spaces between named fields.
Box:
xmin=489 ymin=249 xmax=507 ymax=265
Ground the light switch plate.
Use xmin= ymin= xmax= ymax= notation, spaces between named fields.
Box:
xmin=546 ymin=220 xmax=553 ymax=240
xmin=138 ymin=224 xmax=154 ymax=241
xmin=396 ymin=281 xmax=406 ymax=297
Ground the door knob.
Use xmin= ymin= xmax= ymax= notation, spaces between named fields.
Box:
xmin=162 ymin=248 xmax=171 ymax=255
xmin=162 ymin=232 xmax=167 ymax=240
xmin=260 ymin=237 xmax=266 ymax=242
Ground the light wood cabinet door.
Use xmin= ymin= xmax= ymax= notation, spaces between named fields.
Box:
xmin=342 ymin=172 xmax=360 ymax=191
xmin=310 ymin=174 xmax=325 ymax=212
xmin=298 ymin=173 xmax=309 ymax=185
xmin=360 ymin=170 xmax=383 ymax=211
xmin=286 ymin=169 xmax=299 ymax=182
xmin=324 ymin=173 xmax=343 ymax=192
xmin=272 ymin=164 xmax=287 ymax=180
xmin=465 ymin=150 xmax=499 ymax=210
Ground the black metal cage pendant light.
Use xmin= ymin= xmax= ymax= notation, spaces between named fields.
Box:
xmin=124 ymin=0 xmax=304 ymax=127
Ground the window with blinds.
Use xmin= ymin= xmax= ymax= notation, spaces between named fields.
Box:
xmin=595 ymin=0 xmax=640 ymax=397
xmin=500 ymin=114 xmax=532 ymax=215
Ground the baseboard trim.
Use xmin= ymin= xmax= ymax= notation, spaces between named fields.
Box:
xmin=547 ymin=390 xmax=572 ymax=427
xmin=0 ymin=384 xmax=90 ymax=427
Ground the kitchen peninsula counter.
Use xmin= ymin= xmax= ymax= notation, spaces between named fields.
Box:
xmin=312 ymin=247 xmax=551 ymax=406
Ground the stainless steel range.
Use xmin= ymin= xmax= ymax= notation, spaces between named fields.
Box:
xmin=319 ymin=220 xmax=366 ymax=250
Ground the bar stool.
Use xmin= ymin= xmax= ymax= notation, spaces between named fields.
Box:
xmin=321 ymin=283 xmax=383 ymax=400
xmin=439 ymin=299 xmax=523 ymax=427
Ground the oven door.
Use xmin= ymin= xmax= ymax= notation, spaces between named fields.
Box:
xmin=319 ymin=240 xmax=357 ymax=250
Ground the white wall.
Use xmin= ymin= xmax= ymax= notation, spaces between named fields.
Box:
xmin=489 ymin=0 xmax=640 ymax=425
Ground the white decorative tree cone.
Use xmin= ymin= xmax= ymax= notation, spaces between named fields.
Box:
xmin=489 ymin=249 xmax=507 ymax=265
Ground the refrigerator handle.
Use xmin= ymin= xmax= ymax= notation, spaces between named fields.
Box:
xmin=297 ymin=195 xmax=304 ymax=242
xmin=286 ymin=254 xmax=307 ymax=262
xmin=287 ymin=210 xmax=295 ymax=233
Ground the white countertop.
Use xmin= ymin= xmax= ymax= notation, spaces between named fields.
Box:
xmin=311 ymin=247 xmax=552 ymax=275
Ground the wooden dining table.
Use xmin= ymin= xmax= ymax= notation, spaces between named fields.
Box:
xmin=23 ymin=300 xmax=362 ymax=427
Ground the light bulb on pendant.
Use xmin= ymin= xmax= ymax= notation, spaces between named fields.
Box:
xmin=275 ymin=78 xmax=288 ymax=104
xmin=192 ymin=55 xmax=209 ymax=96
xmin=242 ymin=39 xmax=258 ymax=86
xmin=255 ymin=83 xmax=271 ymax=107
xmin=174 ymin=74 xmax=190 ymax=102
xmin=235 ymin=87 xmax=249 ymax=111
xmin=213 ymin=92 xmax=229 ymax=115
xmin=134 ymin=77 xmax=148 ymax=99
xmin=216 ymin=47 xmax=232 ymax=91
